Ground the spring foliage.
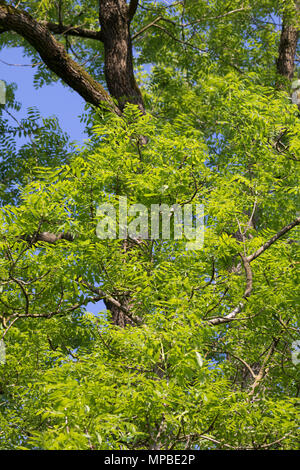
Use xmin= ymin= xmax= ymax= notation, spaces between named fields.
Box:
xmin=0 ymin=0 xmax=299 ymax=450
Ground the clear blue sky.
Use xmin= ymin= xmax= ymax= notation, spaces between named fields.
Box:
xmin=0 ymin=47 xmax=87 ymax=143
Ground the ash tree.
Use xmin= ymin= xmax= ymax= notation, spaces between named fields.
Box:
xmin=0 ymin=0 xmax=299 ymax=450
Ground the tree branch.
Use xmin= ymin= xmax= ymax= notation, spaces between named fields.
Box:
xmin=20 ymin=231 xmax=74 ymax=244
xmin=132 ymin=15 xmax=163 ymax=40
xmin=182 ymin=6 xmax=250 ymax=27
xmin=247 ymin=217 xmax=300 ymax=263
xmin=0 ymin=1 xmax=118 ymax=112
xmin=207 ymin=217 xmax=299 ymax=326
xmin=259 ymin=431 xmax=294 ymax=449
xmin=248 ymin=337 xmax=280 ymax=397
xmin=207 ymin=301 xmax=244 ymax=326
xmin=218 ymin=350 xmax=257 ymax=379
xmin=152 ymin=23 xmax=207 ymax=53
xmin=240 ymin=254 xmax=253 ymax=298
xmin=0 ymin=292 xmax=103 ymax=341
xmin=78 ymin=279 xmax=143 ymax=325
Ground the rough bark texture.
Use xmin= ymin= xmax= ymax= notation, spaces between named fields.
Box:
xmin=276 ymin=23 xmax=299 ymax=79
xmin=0 ymin=1 xmax=118 ymax=112
xmin=104 ymin=299 xmax=135 ymax=328
xmin=97 ymin=1 xmax=145 ymax=324
xmin=276 ymin=2 xmax=299 ymax=80
xmin=99 ymin=0 xmax=144 ymax=112
xmin=0 ymin=1 xmax=144 ymax=113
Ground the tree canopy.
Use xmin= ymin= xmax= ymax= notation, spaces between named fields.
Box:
xmin=0 ymin=0 xmax=299 ymax=450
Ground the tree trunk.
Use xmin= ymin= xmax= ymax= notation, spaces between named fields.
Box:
xmin=99 ymin=0 xmax=144 ymax=112
xmin=98 ymin=2 xmax=145 ymax=325
xmin=276 ymin=2 xmax=299 ymax=80
xmin=104 ymin=298 xmax=136 ymax=328
xmin=277 ymin=24 xmax=299 ymax=80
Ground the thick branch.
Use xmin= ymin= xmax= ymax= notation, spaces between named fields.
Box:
xmin=207 ymin=302 xmax=244 ymax=326
xmin=99 ymin=0 xmax=144 ymax=111
xmin=0 ymin=2 xmax=118 ymax=112
xmin=277 ymin=24 xmax=299 ymax=79
xmin=20 ymin=231 xmax=74 ymax=244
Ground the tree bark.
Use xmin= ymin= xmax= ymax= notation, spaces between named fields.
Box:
xmin=276 ymin=3 xmax=299 ymax=80
xmin=0 ymin=1 xmax=144 ymax=113
xmin=277 ymin=24 xmax=299 ymax=80
xmin=0 ymin=1 xmax=119 ymax=112
xmin=98 ymin=0 xmax=144 ymax=112
xmin=104 ymin=299 xmax=136 ymax=327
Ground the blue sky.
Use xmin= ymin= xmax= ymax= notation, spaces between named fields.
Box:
xmin=0 ymin=47 xmax=87 ymax=143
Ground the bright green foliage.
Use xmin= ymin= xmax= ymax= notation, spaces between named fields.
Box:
xmin=0 ymin=0 xmax=299 ymax=450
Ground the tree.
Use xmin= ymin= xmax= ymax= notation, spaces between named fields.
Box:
xmin=0 ymin=0 xmax=299 ymax=450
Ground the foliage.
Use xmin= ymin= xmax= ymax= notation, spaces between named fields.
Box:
xmin=0 ymin=0 xmax=299 ymax=450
